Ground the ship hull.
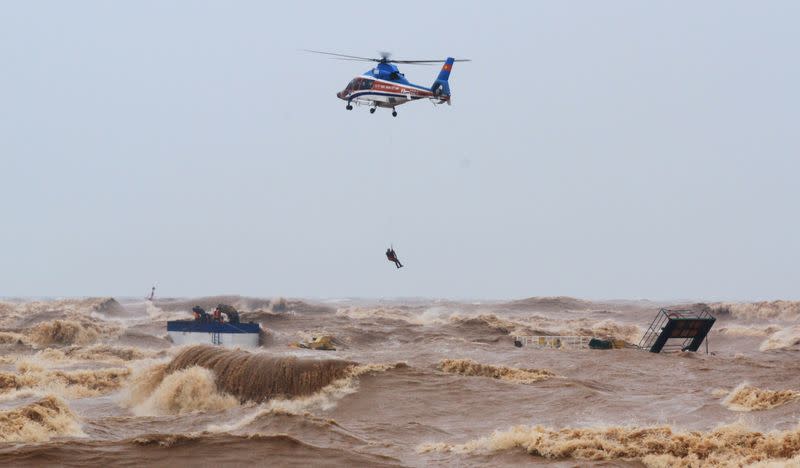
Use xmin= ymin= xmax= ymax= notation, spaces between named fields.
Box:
xmin=166 ymin=321 xmax=260 ymax=348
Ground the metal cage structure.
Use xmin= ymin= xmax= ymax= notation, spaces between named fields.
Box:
xmin=637 ymin=308 xmax=716 ymax=353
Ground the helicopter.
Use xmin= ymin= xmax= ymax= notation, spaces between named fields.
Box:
xmin=305 ymin=50 xmax=470 ymax=117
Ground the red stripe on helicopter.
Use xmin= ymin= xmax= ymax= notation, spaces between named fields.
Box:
xmin=371 ymin=81 xmax=433 ymax=96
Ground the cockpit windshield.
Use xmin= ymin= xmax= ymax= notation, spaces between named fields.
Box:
xmin=345 ymin=78 xmax=373 ymax=92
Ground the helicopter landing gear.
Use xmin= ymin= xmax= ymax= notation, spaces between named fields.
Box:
xmin=369 ymin=107 xmax=376 ymax=114
xmin=346 ymin=104 xmax=353 ymax=110
xmin=392 ymin=108 xmax=398 ymax=117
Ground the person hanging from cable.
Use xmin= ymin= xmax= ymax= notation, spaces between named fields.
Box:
xmin=386 ymin=247 xmax=403 ymax=269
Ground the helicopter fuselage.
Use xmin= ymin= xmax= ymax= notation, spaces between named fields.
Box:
xmin=337 ymin=76 xmax=445 ymax=108
xmin=336 ymin=62 xmax=449 ymax=110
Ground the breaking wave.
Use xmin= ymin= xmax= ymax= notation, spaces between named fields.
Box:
xmin=448 ymin=314 xmax=542 ymax=338
xmin=144 ymin=301 xmax=188 ymax=322
xmin=127 ymin=365 xmax=238 ymax=416
xmin=0 ymin=331 xmax=28 ymax=345
xmin=35 ymin=344 xmax=163 ymax=363
xmin=264 ymin=362 xmax=402 ymax=414
xmin=719 ymin=325 xmax=782 ymax=337
xmin=438 ymin=359 xmax=556 ymax=384
xmin=206 ymin=363 xmax=405 ymax=429
xmin=335 ymin=306 xmax=432 ymax=324
xmin=419 ymin=422 xmax=800 ymax=466
xmin=0 ymin=395 xmax=84 ymax=442
xmin=127 ymin=347 xmax=402 ymax=416
xmin=447 ymin=314 xmax=641 ymax=343
xmin=28 ymin=319 xmax=117 ymax=347
xmin=0 ymin=297 xmax=125 ymax=329
xmin=1 ymin=365 xmax=130 ymax=398
xmin=722 ymin=383 xmax=800 ymax=411
xmin=759 ymin=326 xmax=800 ymax=351
xmin=571 ymin=319 xmax=642 ymax=343
xmin=333 ymin=308 xmax=641 ymax=345
xmin=125 ymin=363 xmax=168 ymax=405
xmin=712 ymin=301 xmax=800 ymax=321
xmin=164 ymin=345 xmax=356 ymax=403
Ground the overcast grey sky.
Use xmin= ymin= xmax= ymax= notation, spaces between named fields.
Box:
xmin=1 ymin=1 xmax=798 ymax=300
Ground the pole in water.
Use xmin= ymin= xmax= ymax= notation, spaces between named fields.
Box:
xmin=147 ymin=284 xmax=156 ymax=301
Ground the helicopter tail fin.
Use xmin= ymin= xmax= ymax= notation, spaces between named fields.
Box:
xmin=431 ymin=57 xmax=455 ymax=96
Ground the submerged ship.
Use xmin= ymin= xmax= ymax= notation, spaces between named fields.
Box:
xmin=167 ymin=304 xmax=261 ymax=348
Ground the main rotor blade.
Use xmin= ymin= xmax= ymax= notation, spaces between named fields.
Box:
xmin=331 ymin=57 xmax=435 ymax=66
xmin=390 ymin=62 xmax=438 ymax=66
xmin=391 ymin=59 xmax=472 ymax=64
xmin=303 ymin=49 xmax=379 ymax=62
xmin=331 ymin=57 xmax=379 ymax=62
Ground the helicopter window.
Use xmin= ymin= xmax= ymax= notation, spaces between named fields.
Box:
xmin=361 ymin=79 xmax=372 ymax=90
xmin=347 ymin=79 xmax=358 ymax=91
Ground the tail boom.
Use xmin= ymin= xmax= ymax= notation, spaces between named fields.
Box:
xmin=431 ymin=57 xmax=455 ymax=98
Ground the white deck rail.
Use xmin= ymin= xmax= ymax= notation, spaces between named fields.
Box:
xmin=513 ymin=335 xmax=591 ymax=349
